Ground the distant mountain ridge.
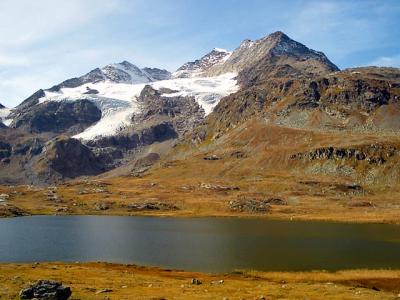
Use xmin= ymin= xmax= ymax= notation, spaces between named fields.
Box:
xmin=13 ymin=61 xmax=171 ymax=112
xmin=49 ymin=61 xmax=171 ymax=92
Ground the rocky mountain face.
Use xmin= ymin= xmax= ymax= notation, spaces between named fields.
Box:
xmin=202 ymin=67 xmax=400 ymax=137
xmin=40 ymin=137 xmax=106 ymax=181
xmin=84 ymin=85 xmax=204 ymax=172
xmin=11 ymin=100 xmax=102 ymax=134
xmin=173 ymin=48 xmax=232 ymax=78
xmin=143 ymin=67 xmax=171 ymax=81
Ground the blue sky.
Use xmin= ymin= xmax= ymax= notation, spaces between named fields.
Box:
xmin=0 ymin=0 xmax=399 ymax=107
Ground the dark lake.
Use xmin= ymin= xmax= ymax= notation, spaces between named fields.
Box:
xmin=1 ymin=215 xmax=400 ymax=273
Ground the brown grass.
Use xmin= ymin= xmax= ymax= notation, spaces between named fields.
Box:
xmin=0 ymin=262 xmax=399 ymax=299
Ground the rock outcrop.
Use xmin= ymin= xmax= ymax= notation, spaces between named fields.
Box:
xmin=0 ymin=141 xmax=11 ymax=160
xmin=290 ymin=143 xmax=398 ymax=165
xmin=11 ymin=100 xmax=101 ymax=134
xmin=42 ymin=137 xmax=106 ymax=179
xmin=142 ymin=67 xmax=171 ymax=80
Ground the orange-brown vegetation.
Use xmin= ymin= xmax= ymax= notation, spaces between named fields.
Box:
xmin=0 ymin=262 xmax=399 ymax=299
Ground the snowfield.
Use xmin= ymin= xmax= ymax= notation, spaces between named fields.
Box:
xmin=39 ymin=73 xmax=238 ymax=140
xmin=0 ymin=108 xmax=12 ymax=126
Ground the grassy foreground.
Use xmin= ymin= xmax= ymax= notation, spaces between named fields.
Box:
xmin=0 ymin=263 xmax=399 ymax=299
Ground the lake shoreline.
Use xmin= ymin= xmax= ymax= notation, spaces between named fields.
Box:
xmin=1 ymin=262 xmax=399 ymax=299
xmin=1 ymin=209 xmax=400 ymax=225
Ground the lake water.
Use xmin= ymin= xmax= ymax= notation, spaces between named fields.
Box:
xmin=1 ymin=216 xmax=400 ymax=273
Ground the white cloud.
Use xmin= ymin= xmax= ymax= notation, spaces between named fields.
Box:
xmin=0 ymin=52 xmax=31 ymax=67
xmin=0 ymin=0 xmax=121 ymax=47
xmin=368 ymin=54 xmax=400 ymax=68
xmin=0 ymin=0 xmax=124 ymax=106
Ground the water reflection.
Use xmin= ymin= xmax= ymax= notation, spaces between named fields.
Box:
xmin=0 ymin=216 xmax=399 ymax=273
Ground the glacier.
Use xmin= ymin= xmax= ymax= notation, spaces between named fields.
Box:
xmin=39 ymin=73 xmax=238 ymax=140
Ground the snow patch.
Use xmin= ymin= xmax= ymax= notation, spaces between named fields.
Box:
xmin=0 ymin=108 xmax=12 ymax=126
xmin=153 ymin=73 xmax=238 ymax=115
xmin=213 ymin=48 xmax=230 ymax=53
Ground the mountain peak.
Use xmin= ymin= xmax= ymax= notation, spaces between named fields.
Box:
xmin=115 ymin=60 xmax=137 ymax=69
xmin=268 ymin=30 xmax=289 ymax=40
xmin=198 ymin=30 xmax=340 ymax=84
xmin=173 ymin=48 xmax=232 ymax=78
xmin=212 ymin=48 xmax=230 ymax=53
xmin=120 ymin=60 xmax=133 ymax=65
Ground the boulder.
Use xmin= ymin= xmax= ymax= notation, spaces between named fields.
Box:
xmin=200 ymin=183 xmax=240 ymax=191
xmin=191 ymin=278 xmax=202 ymax=285
xmin=19 ymin=280 xmax=71 ymax=300
xmin=0 ymin=193 xmax=9 ymax=202
xmin=203 ymin=155 xmax=220 ymax=161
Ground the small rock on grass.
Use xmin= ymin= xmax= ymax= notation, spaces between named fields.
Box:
xmin=191 ymin=278 xmax=202 ymax=285
xmin=95 ymin=288 xmax=113 ymax=294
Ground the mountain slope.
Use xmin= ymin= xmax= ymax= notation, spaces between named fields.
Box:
xmin=202 ymin=67 xmax=400 ymax=136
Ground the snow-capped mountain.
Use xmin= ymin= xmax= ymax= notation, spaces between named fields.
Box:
xmin=41 ymin=72 xmax=238 ymax=140
xmin=2 ymin=30 xmax=393 ymax=186
xmin=2 ymin=58 xmax=238 ymax=183
xmin=173 ymin=48 xmax=232 ymax=78
xmin=7 ymin=58 xmax=237 ymax=142
xmin=101 ymin=61 xmax=153 ymax=84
